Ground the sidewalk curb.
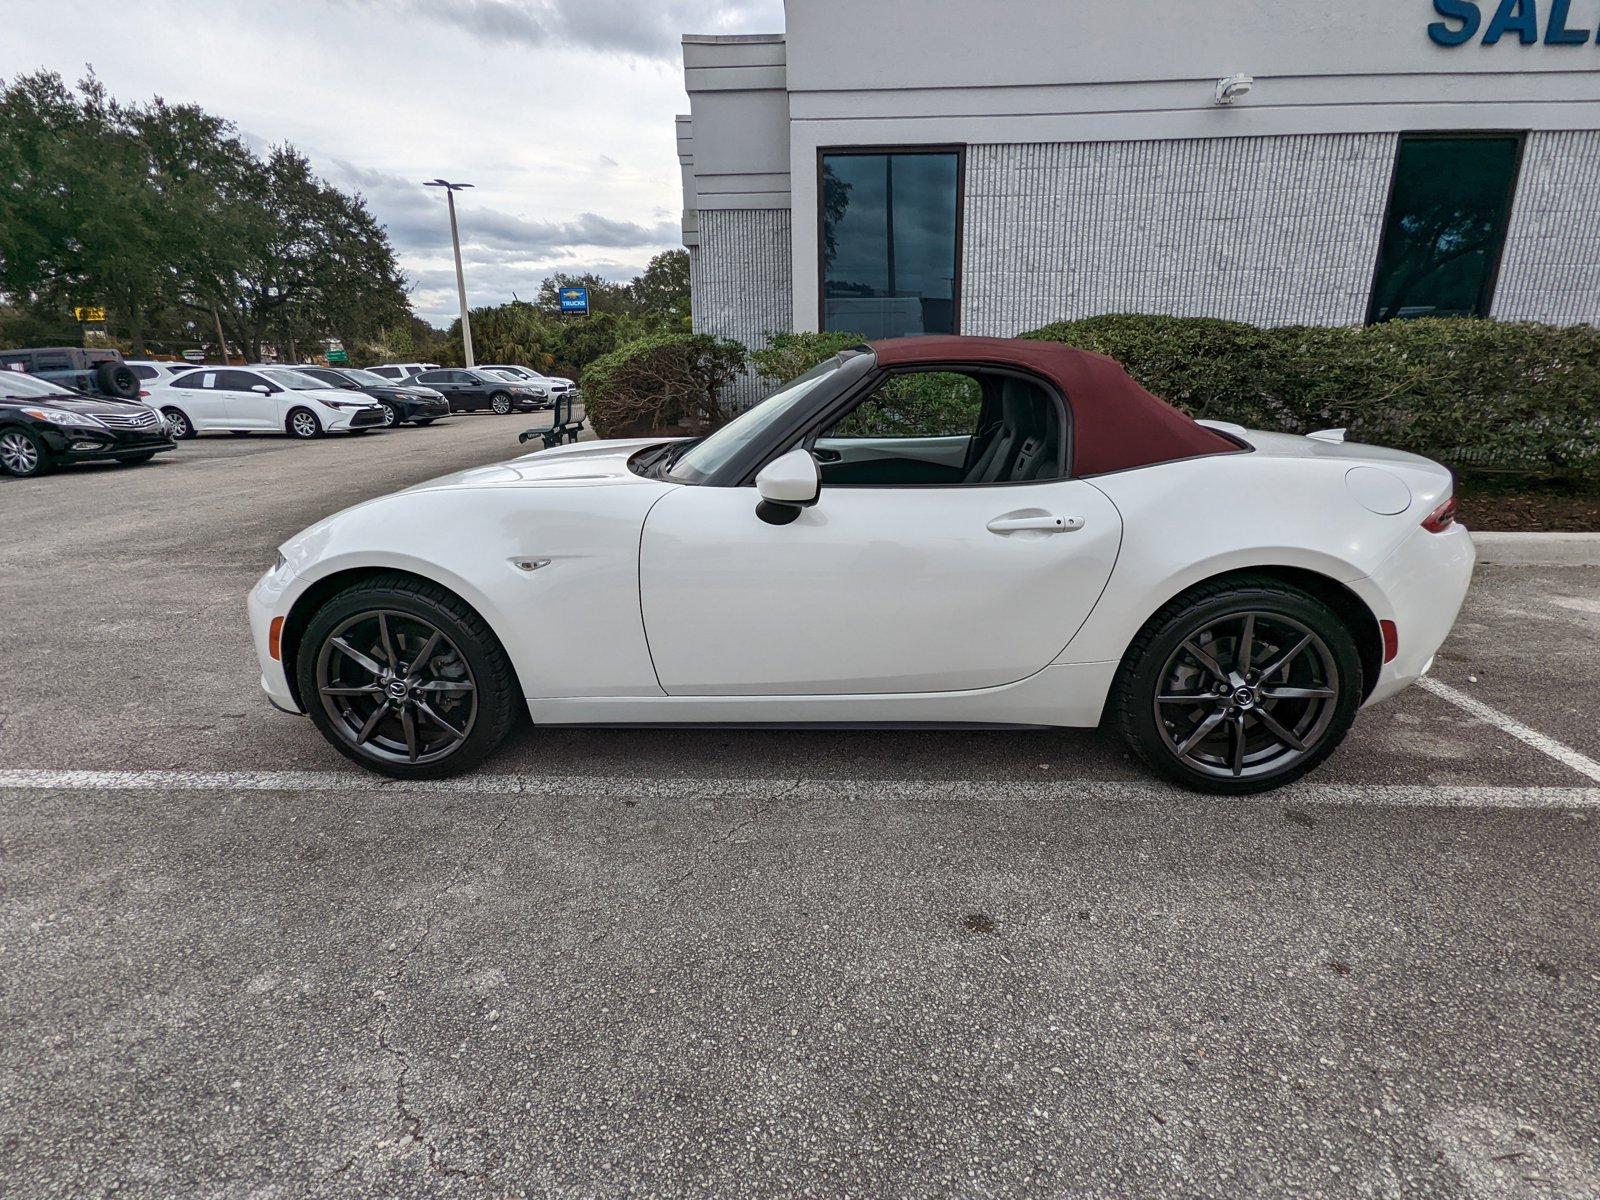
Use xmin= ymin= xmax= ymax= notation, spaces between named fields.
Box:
xmin=1471 ymin=531 xmax=1600 ymax=567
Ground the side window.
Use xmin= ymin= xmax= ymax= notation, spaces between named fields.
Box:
xmin=826 ymin=371 xmax=982 ymax=439
xmin=216 ymin=370 xmax=262 ymax=391
xmin=813 ymin=369 xmax=1064 ymax=486
xmin=371 ymin=367 xmax=399 ymax=379
xmin=415 ymin=371 xmax=443 ymax=385
xmin=129 ymin=365 xmax=158 ymax=380
xmin=172 ymin=372 xmax=214 ymax=389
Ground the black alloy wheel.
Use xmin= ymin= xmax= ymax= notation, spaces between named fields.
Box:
xmin=490 ymin=392 xmax=512 ymax=415
xmin=297 ymin=575 xmax=519 ymax=778
xmin=162 ymin=408 xmax=195 ymax=439
xmin=1112 ymin=577 xmax=1362 ymax=794
xmin=0 ymin=428 xmax=48 ymax=477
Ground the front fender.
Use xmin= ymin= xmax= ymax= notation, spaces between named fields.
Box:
xmin=268 ymin=483 xmax=671 ymax=700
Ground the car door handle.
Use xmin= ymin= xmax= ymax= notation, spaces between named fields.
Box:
xmin=986 ymin=514 xmax=1084 ymax=534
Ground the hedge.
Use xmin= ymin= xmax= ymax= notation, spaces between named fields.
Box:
xmin=581 ymin=332 xmax=747 ymax=439
xmin=1021 ymin=314 xmax=1600 ymax=480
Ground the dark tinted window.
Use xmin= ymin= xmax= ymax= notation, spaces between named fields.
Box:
xmin=821 ymin=150 xmax=960 ymax=339
xmin=1368 ymin=135 xmax=1522 ymax=323
xmin=414 ymin=371 xmax=446 ymax=384
xmin=169 ymin=372 xmax=211 ymax=389
xmin=217 ymin=370 xmax=263 ymax=391
xmin=128 ymin=365 xmax=158 ymax=380
xmin=298 ymin=368 xmax=342 ymax=386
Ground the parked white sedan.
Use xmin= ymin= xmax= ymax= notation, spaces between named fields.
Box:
xmin=150 ymin=367 xmax=386 ymax=438
xmin=249 ymin=336 xmax=1474 ymax=793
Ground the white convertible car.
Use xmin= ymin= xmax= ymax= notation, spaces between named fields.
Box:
xmin=248 ymin=336 xmax=1475 ymax=793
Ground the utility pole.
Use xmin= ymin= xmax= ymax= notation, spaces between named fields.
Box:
xmin=211 ymin=307 xmax=229 ymax=365
xmin=424 ymin=178 xmax=475 ymax=367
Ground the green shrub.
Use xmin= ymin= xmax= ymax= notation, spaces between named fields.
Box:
xmin=1021 ymin=314 xmax=1600 ymax=479
xmin=581 ymin=332 xmax=747 ymax=438
xmin=751 ymin=329 xmax=866 ymax=385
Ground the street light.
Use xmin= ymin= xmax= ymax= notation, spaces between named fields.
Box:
xmin=424 ymin=178 xmax=476 ymax=368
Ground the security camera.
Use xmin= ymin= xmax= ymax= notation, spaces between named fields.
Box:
xmin=1215 ymin=73 xmax=1254 ymax=105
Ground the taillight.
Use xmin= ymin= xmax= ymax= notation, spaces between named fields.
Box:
xmin=1380 ymin=619 xmax=1399 ymax=663
xmin=1421 ymin=495 xmax=1457 ymax=533
xmin=139 ymin=389 xmax=150 ymax=397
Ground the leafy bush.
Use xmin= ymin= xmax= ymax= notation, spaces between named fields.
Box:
xmin=581 ymin=332 xmax=747 ymax=438
xmin=1022 ymin=314 xmax=1600 ymax=479
xmin=830 ymin=371 xmax=983 ymax=438
xmin=751 ymin=329 xmax=866 ymax=385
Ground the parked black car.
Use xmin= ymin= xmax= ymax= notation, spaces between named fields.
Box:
xmin=290 ymin=367 xmax=451 ymax=427
xmin=0 ymin=347 xmax=142 ymax=401
xmin=0 ymin=372 xmax=175 ymax=478
xmin=410 ymin=368 xmax=546 ymax=414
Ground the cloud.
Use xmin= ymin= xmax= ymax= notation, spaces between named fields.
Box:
xmin=336 ymin=0 xmax=783 ymax=60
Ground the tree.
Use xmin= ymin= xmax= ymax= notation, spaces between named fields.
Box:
xmin=631 ymin=249 xmax=690 ymax=330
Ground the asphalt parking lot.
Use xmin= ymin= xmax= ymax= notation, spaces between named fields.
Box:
xmin=2 ymin=417 xmax=1597 ymax=1199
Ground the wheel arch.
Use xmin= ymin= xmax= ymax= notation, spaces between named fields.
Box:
xmin=279 ymin=565 xmax=529 ymax=711
xmin=1125 ymin=565 xmax=1384 ymax=702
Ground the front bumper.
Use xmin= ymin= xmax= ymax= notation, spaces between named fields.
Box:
xmin=249 ymin=566 xmax=302 ymax=714
xmin=398 ymin=397 xmax=450 ymax=420
xmin=324 ymin=407 xmax=387 ymax=431
xmin=40 ymin=426 xmax=176 ymax=462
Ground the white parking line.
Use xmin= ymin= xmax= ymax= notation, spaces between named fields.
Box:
xmin=0 ymin=769 xmax=1597 ymax=809
xmin=1418 ymin=676 xmax=1600 ymax=785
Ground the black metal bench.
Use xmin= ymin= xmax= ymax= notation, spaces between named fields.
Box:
xmin=518 ymin=391 xmax=586 ymax=450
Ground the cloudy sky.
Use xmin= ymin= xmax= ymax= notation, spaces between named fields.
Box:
xmin=1 ymin=0 xmax=785 ymax=323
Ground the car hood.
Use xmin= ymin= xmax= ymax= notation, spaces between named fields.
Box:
xmin=404 ymin=437 xmax=680 ymax=493
xmin=0 ymin=392 xmax=151 ymax=416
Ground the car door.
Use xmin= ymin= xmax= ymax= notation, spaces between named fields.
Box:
xmin=418 ymin=370 xmax=467 ymax=410
xmin=637 ymin=368 xmax=1125 ymax=697
xmin=166 ymin=371 xmax=230 ymax=429
xmin=215 ymin=370 xmax=280 ymax=429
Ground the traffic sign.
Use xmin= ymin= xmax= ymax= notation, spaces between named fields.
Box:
xmin=74 ymin=306 xmax=107 ymax=323
xmin=559 ymin=286 xmax=590 ymax=315
xmin=327 ymin=349 xmax=349 ymax=363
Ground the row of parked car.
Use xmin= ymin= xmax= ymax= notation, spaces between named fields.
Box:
xmin=0 ymin=347 xmax=579 ymax=478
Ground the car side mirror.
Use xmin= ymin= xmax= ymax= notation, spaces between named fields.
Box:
xmin=755 ymin=447 xmax=821 ymax=526
xmin=251 ymin=384 xmax=272 ymax=394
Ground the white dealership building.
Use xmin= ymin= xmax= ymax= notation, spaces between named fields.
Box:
xmin=676 ymin=0 xmax=1600 ymax=391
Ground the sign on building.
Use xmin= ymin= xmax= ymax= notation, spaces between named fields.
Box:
xmin=74 ymin=306 xmax=107 ymax=323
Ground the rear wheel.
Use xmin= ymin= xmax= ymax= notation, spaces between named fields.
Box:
xmin=0 ymin=428 xmax=50 ymax=477
xmin=287 ymin=408 xmax=322 ymax=439
xmin=162 ymin=407 xmax=195 ymax=439
xmin=490 ymin=392 xmax=512 ymax=415
xmin=1110 ymin=577 xmax=1363 ymax=794
xmin=296 ymin=575 xmax=520 ymax=778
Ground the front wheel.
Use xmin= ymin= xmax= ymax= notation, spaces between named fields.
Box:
xmin=295 ymin=574 xmax=520 ymax=778
xmin=1109 ymin=576 xmax=1363 ymax=794
xmin=0 ymin=428 xmax=51 ymax=477
xmin=490 ymin=392 xmax=512 ymax=415
xmin=378 ymin=402 xmax=399 ymax=428
xmin=287 ymin=408 xmax=322 ymax=439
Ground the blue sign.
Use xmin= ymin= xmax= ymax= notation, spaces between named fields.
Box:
xmin=559 ymin=286 xmax=590 ymax=314
xmin=1430 ymin=0 xmax=1595 ymax=46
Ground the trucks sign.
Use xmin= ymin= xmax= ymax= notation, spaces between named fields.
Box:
xmin=559 ymin=286 xmax=590 ymax=315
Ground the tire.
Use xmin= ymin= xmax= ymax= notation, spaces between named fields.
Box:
xmin=1109 ymin=575 xmax=1363 ymax=794
xmin=96 ymin=361 xmax=141 ymax=399
xmin=378 ymin=402 xmax=399 ymax=428
xmin=162 ymin=407 xmax=196 ymax=439
xmin=490 ymin=392 xmax=512 ymax=415
xmin=116 ymin=451 xmax=156 ymax=466
xmin=296 ymin=574 xmax=520 ymax=779
xmin=0 ymin=428 xmax=52 ymax=477
xmin=287 ymin=408 xmax=322 ymax=439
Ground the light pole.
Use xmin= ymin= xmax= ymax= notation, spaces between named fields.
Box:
xmin=424 ymin=178 xmax=475 ymax=367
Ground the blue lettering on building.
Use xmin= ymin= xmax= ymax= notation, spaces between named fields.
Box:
xmin=1429 ymin=0 xmax=1594 ymax=44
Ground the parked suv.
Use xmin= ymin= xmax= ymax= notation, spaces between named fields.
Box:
xmin=0 ymin=347 xmax=142 ymax=401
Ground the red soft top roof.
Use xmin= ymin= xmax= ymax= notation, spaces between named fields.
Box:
xmin=869 ymin=336 xmax=1239 ymax=477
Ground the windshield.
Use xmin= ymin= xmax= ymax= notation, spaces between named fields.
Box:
xmin=0 ymin=371 xmax=79 ymax=400
xmin=341 ymin=369 xmax=392 ymax=387
xmin=260 ymin=368 xmax=332 ymax=390
xmin=485 ymin=369 xmax=519 ymax=380
xmin=666 ymin=357 xmax=844 ymax=485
